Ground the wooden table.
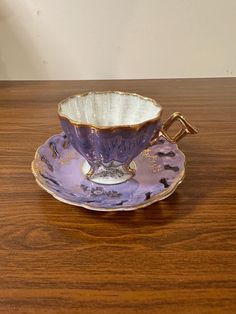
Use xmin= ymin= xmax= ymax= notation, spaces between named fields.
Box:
xmin=0 ymin=79 xmax=235 ymax=314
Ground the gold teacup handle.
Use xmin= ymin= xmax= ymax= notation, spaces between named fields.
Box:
xmin=150 ymin=112 xmax=198 ymax=146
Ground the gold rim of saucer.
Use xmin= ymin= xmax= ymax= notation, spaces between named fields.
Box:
xmin=32 ymin=159 xmax=185 ymax=212
xmin=58 ymin=91 xmax=163 ymax=131
xmin=31 ymin=132 xmax=186 ymax=212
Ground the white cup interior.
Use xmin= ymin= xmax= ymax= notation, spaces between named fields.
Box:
xmin=59 ymin=92 xmax=162 ymax=127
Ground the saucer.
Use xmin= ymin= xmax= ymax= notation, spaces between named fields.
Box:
xmin=31 ymin=133 xmax=185 ymax=211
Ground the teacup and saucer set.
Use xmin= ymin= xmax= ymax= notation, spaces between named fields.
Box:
xmin=32 ymin=91 xmax=198 ymax=211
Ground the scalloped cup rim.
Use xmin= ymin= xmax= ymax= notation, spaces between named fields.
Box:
xmin=58 ymin=91 xmax=163 ymax=130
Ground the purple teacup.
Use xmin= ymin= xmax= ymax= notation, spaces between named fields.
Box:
xmin=58 ymin=91 xmax=197 ymax=184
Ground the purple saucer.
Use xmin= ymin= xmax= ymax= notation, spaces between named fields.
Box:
xmin=32 ymin=133 xmax=185 ymax=211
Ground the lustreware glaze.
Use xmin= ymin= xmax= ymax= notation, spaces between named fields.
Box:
xmin=32 ymin=91 xmax=198 ymax=210
xmin=58 ymin=91 xmax=197 ymax=184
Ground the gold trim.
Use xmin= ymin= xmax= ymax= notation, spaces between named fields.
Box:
xmin=149 ymin=112 xmax=198 ymax=146
xmin=58 ymin=91 xmax=163 ymax=131
xmin=162 ymin=112 xmax=198 ymax=143
xmin=31 ymin=133 xmax=186 ymax=212
xmin=32 ymin=161 xmax=185 ymax=212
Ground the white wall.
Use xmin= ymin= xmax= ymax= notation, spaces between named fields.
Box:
xmin=0 ymin=0 xmax=235 ymax=80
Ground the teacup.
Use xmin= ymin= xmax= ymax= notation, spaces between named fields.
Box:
xmin=58 ymin=91 xmax=197 ymax=184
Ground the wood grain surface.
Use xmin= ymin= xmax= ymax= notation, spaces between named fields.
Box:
xmin=0 ymin=79 xmax=235 ymax=314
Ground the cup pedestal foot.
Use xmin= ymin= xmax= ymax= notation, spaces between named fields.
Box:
xmin=81 ymin=161 xmax=136 ymax=185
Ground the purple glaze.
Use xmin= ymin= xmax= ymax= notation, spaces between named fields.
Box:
xmin=60 ymin=118 xmax=162 ymax=166
xmin=32 ymin=133 xmax=185 ymax=211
